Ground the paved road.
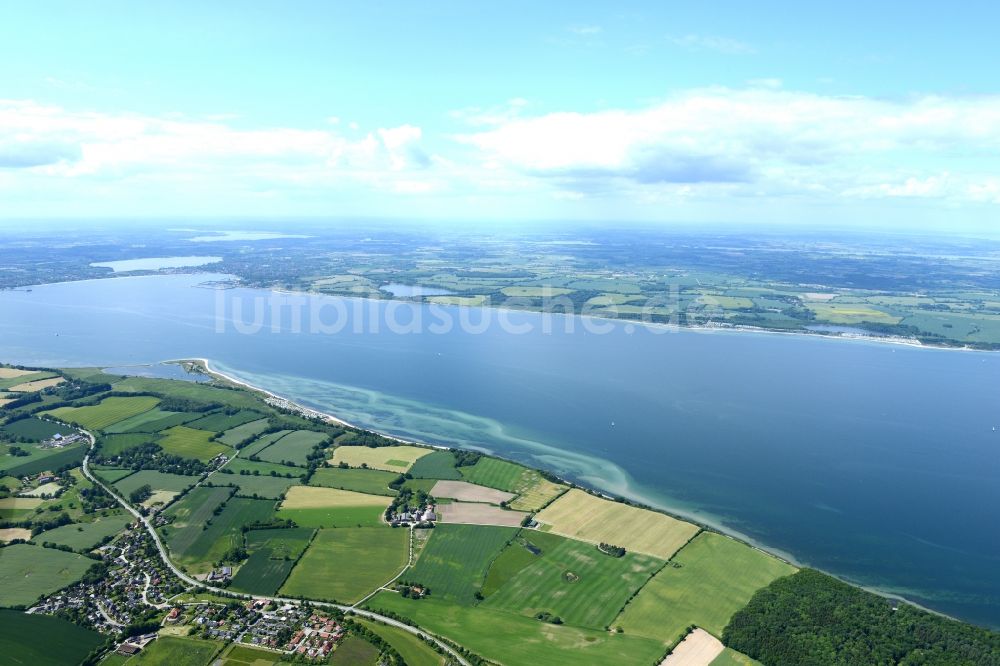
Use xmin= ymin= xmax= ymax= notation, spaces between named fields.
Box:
xmin=81 ymin=432 xmax=470 ymax=666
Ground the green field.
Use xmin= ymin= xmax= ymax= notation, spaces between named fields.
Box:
xmin=218 ymin=418 xmax=271 ymax=447
xmin=115 ymin=376 xmax=263 ymax=410
xmin=310 ymin=467 xmax=399 ymax=495
xmin=238 ymin=430 xmax=292 ymax=458
xmin=98 ymin=432 xmax=158 ymax=456
xmin=114 ymin=470 xmax=197 ymax=496
xmin=228 ymin=549 xmax=296 ymax=595
xmin=255 ymin=430 xmax=327 ymax=466
xmin=0 ymin=609 xmax=104 ymax=666
xmin=126 ymin=636 xmax=221 ymax=665
xmin=36 ymin=513 xmax=132 ymax=551
xmin=367 ymin=593 xmax=665 ymax=666
xmin=211 ymin=474 xmax=298 ymax=499
xmin=1 ymin=417 xmax=74 ymax=441
xmin=616 ymin=532 xmax=796 ymax=643
xmin=45 ymin=395 xmax=161 ymax=430
xmin=102 ymin=408 xmax=178 ymax=433
xmin=158 ymin=426 xmax=232 ymax=461
xmin=161 ymin=486 xmax=234 ymax=557
xmin=0 ymin=543 xmax=95 ymax=606
xmin=245 ymin=527 xmax=315 ymax=558
xmin=177 ymin=497 xmax=276 ymax=566
xmin=407 ymin=450 xmax=461 ymax=480
xmin=408 ymin=524 xmax=517 ymax=605
xmin=480 ymin=530 xmax=566 ymax=596
xmin=483 ymin=532 xmax=663 ymax=629
xmin=187 ymin=409 xmax=264 ymax=432
xmin=92 ymin=467 xmax=136 ymax=483
xmin=280 ymin=527 xmax=407 ymax=603
xmin=225 ymin=458 xmax=303 ymax=476
xmin=216 ymin=644 xmax=283 ymax=666
xmin=357 ymin=619 xmax=444 ymax=666
xmin=330 ymin=635 xmax=379 ymax=665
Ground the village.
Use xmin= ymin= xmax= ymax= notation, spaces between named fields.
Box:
xmin=29 ymin=524 xmax=181 ymax=633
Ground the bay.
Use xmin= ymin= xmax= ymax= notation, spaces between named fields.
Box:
xmin=0 ymin=273 xmax=997 ymax=627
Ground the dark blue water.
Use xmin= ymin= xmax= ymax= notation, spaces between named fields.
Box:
xmin=1 ymin=274 xmax=998 ymax=627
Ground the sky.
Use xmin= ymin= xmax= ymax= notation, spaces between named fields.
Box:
xmin=2 ymin=1 xmax=1000 ymax=231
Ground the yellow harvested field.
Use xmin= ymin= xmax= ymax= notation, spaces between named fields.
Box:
xmin=0 ymin=399 xmax=14 ymax=408
xmin=436 ymin=502 xmax=527 ymax=527
xmin=0 ymin=497 xmax=43 ymax=510
xmin=8 ymin=377 xmax=65 ymax=392
xmin=535 ymin=489 xmax=699 ymax=560
xmin=0 ymin=527 xmax=32 ymax=542
xmin=430 ymin=480 xmax=515 ymax=505
xmin=510 ymin=477 xmax=567 ymax=512
xmin=280 ymin=485 xmax=391 ymax=510
xmin=142 ymin=490 xmax=179 ymax=508
xmin=0 ymin=368 xmax=35 ymax=379
xmin=330 ymin=445 xmax=432 ymax=472
xmin=661 ymin=628 xmax=725 ymax=666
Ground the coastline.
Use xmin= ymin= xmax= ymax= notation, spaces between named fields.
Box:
xmin=7 ymin=270 xmax=995 ymax=354
xmin=167 ymin=356 xmax=959 ymax=625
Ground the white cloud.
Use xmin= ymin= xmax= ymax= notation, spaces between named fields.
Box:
xmin=455 ymin=88 xmax=1000 ymax=205
xmin=668 ymin=34 xmax=756 ymax=55
xmin=568 ymin=24 xmax=602 ymax=36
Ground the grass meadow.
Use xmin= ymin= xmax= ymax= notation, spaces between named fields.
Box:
xmin=45 ymin=395 xmax=160 ymax=430
xmin=615 ymin=532 xmax=796 ymax=643
xmin=157 ymin=425 xmax=232 ymax=461
xmin=367 ymin=593 xmax=665 ymax=666
xmin=482 ymin=533 xmax=663 ymax=629
xmin=280 ymin=527 xmax=407 ymax=603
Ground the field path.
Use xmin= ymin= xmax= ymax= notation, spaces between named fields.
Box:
xmin=80 ymin=431 xmax=471 ymax=666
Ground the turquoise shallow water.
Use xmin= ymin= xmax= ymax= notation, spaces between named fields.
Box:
xmin=1 ymin=273 xmax=998 ymax=627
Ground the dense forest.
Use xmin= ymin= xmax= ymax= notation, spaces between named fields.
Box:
xmin=723 ymin=570 xmax=1000 ymax=666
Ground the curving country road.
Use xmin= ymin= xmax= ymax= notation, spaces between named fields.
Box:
xmin=80 ymin=432 xmax=471 ymax=666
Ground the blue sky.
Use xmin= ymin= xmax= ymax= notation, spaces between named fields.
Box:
xmin=2 ymin=1 xmax=1000 ymax=231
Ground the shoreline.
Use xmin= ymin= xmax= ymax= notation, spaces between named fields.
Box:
xmin=6 ymin=270 xmax=996 ymax=354
xmin=165 ymin=356 xmax=960 ymax=626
